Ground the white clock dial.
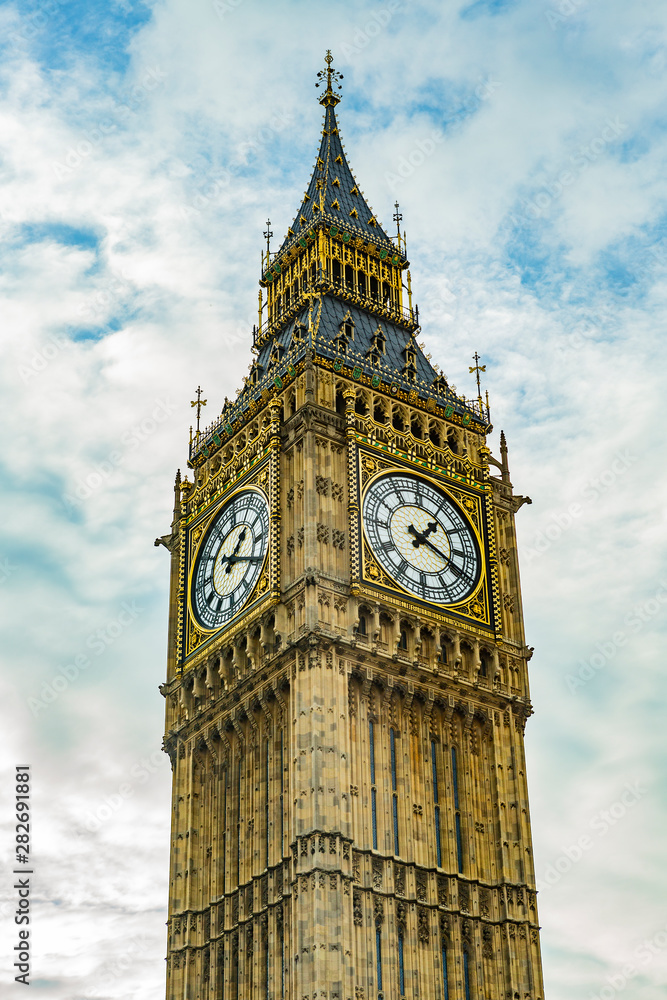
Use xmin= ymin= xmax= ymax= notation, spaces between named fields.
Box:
xmin=191 ymin=489 xmax=269 ymax=630
xmin=362 ymin=472 xmax=480 ymax=604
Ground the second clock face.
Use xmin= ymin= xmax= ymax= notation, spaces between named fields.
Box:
xmin=362 ymin=472 xmax=480 ymax=605
xmin=191 ymin=489 xmax=269 ymax=630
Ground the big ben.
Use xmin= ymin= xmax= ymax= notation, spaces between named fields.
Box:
xmin=158 ymin=52 xmax=545 ymax=1000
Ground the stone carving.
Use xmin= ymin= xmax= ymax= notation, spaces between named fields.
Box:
xmin=416 ymin=871 xmax=428 ymax=902
xmin=437 ymin=875 xmax=447 ymax=906
xmin=459 ymin=883 xmax=470 ymax=913
xmin=396 ymin=900 xmax=406 ymax=930
xmin=373 ymin=896 xmax=384 ymax=925
xmin=332 ymin=529 xmax=346 ymax=549
xmin=372 ymin=858 xmax=383 ymax=890
xmin=317 ymin=523 xmax=330 ymax=544
xmin=418 ymin=907 xmax=429 ymax=943
xmin=332 ymin=483 xmax=344 ymax=501
xmin=353 ymin=890 xmax=363 ymax=926
xmin=316 ymin=475 xmax=330 ymax=496
xmin=483 ymin=925 xmax=493 ymax=957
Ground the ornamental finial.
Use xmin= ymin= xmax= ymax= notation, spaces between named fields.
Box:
xmin=316 ymin=49 xmax=343 ymax=106
xmin=469 ymin=352 xmax=487 ymax=417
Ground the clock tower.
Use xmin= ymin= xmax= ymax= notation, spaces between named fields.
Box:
xmin=159 ymin=53 xmax=545 ymax=1000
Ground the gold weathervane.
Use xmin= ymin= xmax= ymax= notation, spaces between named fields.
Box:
xmin=190 ymin=386 xmax=207 ymax=443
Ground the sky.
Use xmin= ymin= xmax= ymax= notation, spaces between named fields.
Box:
xmin=1 ymin=0 xmax=666 ymax=997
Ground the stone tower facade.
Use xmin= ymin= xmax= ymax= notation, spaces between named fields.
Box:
xmin=159 ymin=54 xmax=545 ymax=1000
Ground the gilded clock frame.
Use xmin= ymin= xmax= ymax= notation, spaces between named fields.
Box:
xmin=181 ymin=459 xmax=275 ymax=663
xmin=356 ymin=446 xmax=496 ymax=631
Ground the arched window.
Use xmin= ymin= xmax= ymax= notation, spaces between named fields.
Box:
xmin=399 ymin=629 xmax=408 ymax=651
xmin=358 ymin=614 xmax=367 ymax=636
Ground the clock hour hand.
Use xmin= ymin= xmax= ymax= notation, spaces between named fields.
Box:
xmin=408 ymin=522 xmax=437 ymax=546
xmin=220 ymin=528 xmax=248 ymax=572
xmin=223 ymin=554 xmax=262 ymax=574
xmin=408 ymin=523 xmax=449 ymax=563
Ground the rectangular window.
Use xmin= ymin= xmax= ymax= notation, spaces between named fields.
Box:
xmin=375 ymin=927 xmax=383 ymax=992
xmin=398 ymin=930 xmax=405 ymax=997
xmin=455 ymin=812 xmax=463 ymax=874
xmin=280 ymin=918 xmax=285 ymax=1000
xmin=441 ymin=943 xmax=449 ymax=1000
xmin=432 ymin=740 xmax=442 ymax=867
xmin=265 ymin=738 xmax=270 ymax=868
xmin=369 ymin=720 xmax=377 ymax=850
xmin=452 ymin=747 xmax=463 ymax=873
xmin=390 ymin=728 xmax=399 ymax=856
xmin=451 ymin=747 xmax=460 ymax=810
xmin=280 ymin=731 xmax=284 ymax=857
xmin=222 ymin=767 xmax=228 ymax=894
xmin=237 ymin=758 xmax=242 ymax=886
xmin=463 ymin=950 xmax=471 ymax=1000
xmin=369 ymin=720 xmax=376 ymax=783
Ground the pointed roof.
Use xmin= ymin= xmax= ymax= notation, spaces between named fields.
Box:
xmin=279 ymin=55 xmax=396 ymax=256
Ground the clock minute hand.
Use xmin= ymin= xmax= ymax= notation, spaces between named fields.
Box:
xmin=421 ymin=536 xmax=450 ymax=563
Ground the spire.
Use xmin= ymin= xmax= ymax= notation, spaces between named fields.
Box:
xmin=278 ymin=52 xmax=397 ymax=256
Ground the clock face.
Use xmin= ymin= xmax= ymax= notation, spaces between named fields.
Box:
xmin=362 ymin=472 xmax=480 ymax=605
xmin=191 ymin=489 xmax=269 ymax=630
